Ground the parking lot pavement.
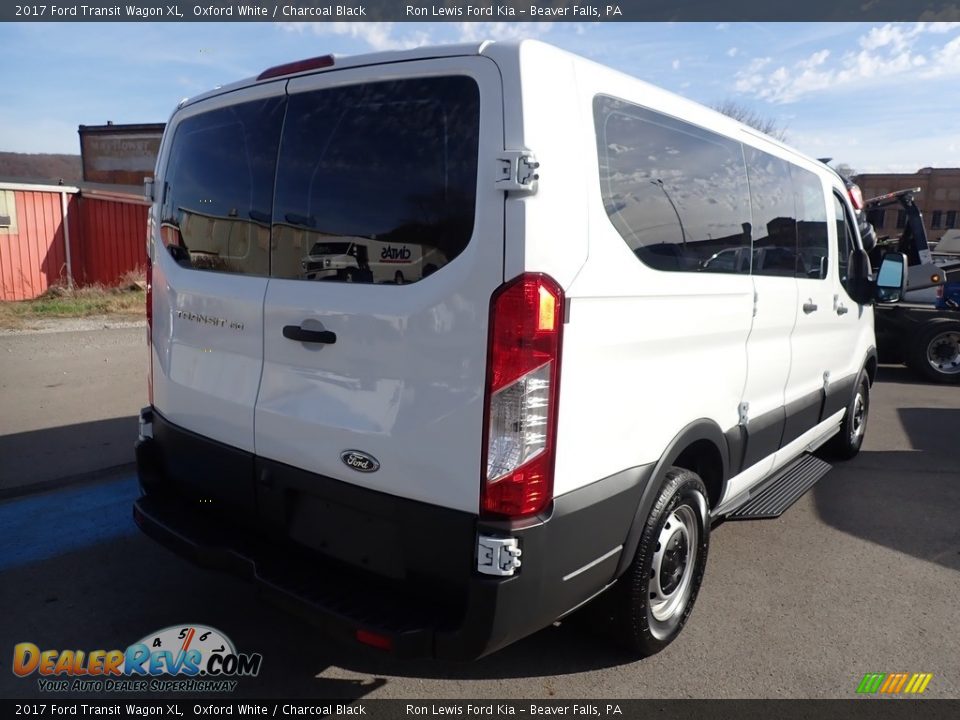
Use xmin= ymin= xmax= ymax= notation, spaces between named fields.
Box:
xmin=0 ymin=326 xmax=145 ymax=496
xmin=0 ymin=332 xmax=957 ymax=698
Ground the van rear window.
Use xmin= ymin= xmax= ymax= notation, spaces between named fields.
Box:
xmin=160 ymin=97 xmax=285 ymax=276
xmin=271 ymin=76 xmax=480 ymax=285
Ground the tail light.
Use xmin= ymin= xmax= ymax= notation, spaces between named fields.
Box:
xmin=481 ymin=274 xmax=564 ymax=519
xmin=848 ymin=183 xmax=864 ymax=211
xmin=146 ymin=257 xmax=153 ymax=405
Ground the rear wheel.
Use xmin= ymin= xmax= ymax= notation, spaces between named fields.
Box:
xmin=907 ymin=320 xmax=960 ymax=384
xmin=606 ymin=467 xmax=709 ymax=657
xmin=825 ymin=372 xmax=869 ymax=460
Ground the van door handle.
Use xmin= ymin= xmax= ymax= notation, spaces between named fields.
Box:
xmin=802 ymin=302 xmax=818 ymax=314
xmin=282 ymin=325 xmax=337 ymax=344
xmin=836 ymin=303 xmax=849 ymax=316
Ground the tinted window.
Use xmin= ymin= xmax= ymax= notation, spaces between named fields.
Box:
xmin=594 ymin=96 xmax=751 ymax=274
xmin=792 ymin=168 xmax=829 ymax=279
xmin=744 ymin=148 xmax=798 ymax=277
xmin=834 ymin=193 xmax=857 ymax=295
xmin=160 ymin=97 xmax=285 ymax=276
xmin=272 ymin=76 xmax=480 ymax=284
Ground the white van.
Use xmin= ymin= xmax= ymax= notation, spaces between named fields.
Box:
xmin=134 ymin=40 xmax=908 ymax=659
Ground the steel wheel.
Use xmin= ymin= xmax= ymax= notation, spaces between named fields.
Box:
xmin=926 ymin=330 xmax=960 ymax=375
xmin=850 ymin=389 xmax=867 ymax=444
xmin=649 ymin=505 xmax=698 ymax=626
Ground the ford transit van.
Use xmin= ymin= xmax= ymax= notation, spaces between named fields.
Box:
xmin=134 ymin=40 xmax=907 ymax=659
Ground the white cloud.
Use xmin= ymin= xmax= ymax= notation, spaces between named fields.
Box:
xmin=733 ymin=23 xmax=959 ymax=103
xmin=277 ymin=22 xmax=434 ymax=52
xmin=454 ymin=22 xmax=553 ymax=43
xmin=671 ymin=59 xmax=680 ymax=70
xmin=727 ymin=47 xmax=739 ymax=57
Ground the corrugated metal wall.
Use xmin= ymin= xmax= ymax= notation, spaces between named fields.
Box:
xmin=78 ymin=196 xmax=148 ymax=286
xmin=0 ymin=185 xmax=146 ymax=301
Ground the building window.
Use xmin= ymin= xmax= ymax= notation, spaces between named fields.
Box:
xmin=0 ymin=190 xmax=17 ymax=234
xmin=947 ymin=211 xmax=958 ymax=229
xmin=896 ymin=210 xmax=907 ymax=229
xmin=931 ymin=211 xmax=942 ymax=229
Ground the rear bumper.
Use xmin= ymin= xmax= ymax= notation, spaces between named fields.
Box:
xmin=134 ymin=407 xmax=652 ymax=659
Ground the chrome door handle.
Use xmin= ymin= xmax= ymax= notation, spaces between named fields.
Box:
xmin=802 ymin=302 xmax=818 ymax=314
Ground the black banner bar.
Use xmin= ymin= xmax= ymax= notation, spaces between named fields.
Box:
xmin=3 ymin=700 xmax=960 ymax=719
xmin=2 ymin=0 xmax=957 ymax=22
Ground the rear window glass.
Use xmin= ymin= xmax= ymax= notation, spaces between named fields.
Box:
xmin=593 ymin=95 xmax=752 ymax=274
xmin=271 ymin=76 xmax=480 ymax=284
xmin=160 ymin=97 xmax=285 ymax=276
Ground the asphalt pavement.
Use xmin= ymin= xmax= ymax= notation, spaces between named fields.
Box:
xmin=0 ymin=326 xmax=957 ymax=699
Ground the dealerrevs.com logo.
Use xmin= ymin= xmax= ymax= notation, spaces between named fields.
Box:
xmin=13 ymin=624 xmax=262 ymax=693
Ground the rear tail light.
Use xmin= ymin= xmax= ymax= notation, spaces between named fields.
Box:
xmin=146 ymin=257 xmax=153 ymax=405
xmin=848 ymin=184 xmax=864 ymax=211
xmin=481 ymin=274 xmax=564 ymax=519
xmin=355 ymin=629 xmax=393 ymax=652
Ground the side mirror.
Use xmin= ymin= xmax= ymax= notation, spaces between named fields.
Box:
xmin=875 ymin=252 xmax=908 ymax=303
xmin=846 ymin=248 xmax=874 ymax=305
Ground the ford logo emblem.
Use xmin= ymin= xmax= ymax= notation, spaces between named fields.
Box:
xmin=340 ymin=450 xmax=380 ymax=473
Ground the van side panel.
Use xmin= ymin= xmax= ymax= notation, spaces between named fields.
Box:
xmin=551 ymin=58 xmax=753 ymax=499
xmin=488 ymin=41 xmax=589 ymax=288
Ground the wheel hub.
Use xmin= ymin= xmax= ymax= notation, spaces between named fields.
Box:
xmin=659 ymin=531 xmax=688 ymax=594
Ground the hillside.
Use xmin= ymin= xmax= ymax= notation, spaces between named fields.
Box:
xmin=0 ymin=152 xmax=83 ymax=183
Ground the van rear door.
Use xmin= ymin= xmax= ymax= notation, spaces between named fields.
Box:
xmin=151 ymin=83 xmax=286 ymax=455
xmin=254 ymin=58 xmax=504 ymax=514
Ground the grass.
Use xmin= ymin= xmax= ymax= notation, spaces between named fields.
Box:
xmin=0 ymin=273 xmax=146 ymax=330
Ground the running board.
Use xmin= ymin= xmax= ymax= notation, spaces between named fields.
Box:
xmin=724 ymin=453 xmax=832 ymax=520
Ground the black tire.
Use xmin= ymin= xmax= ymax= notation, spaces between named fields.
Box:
xmin=824 ymin=372 xmax=870 ymax=460
xmin=906 ymin=320 xmax=960 ymax=384
xmin=607 ymin=467 xmax=710 ymax=657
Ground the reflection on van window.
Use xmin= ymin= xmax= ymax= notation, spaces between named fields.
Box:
xmin=744 ymin=148 xmax=799 ymax=278
xmin=792 ymin=167 xmax=829 ymax=280
xmin=272 ymin=76 xmax=480 ymax=284
xmin=593 ymin=95 xmax=751 ymax=274
xmin=160 ymin=97 xmax=285 ymax=276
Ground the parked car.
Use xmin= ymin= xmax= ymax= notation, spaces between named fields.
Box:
xmin=135 ymin=40 xmax=908 ymax=660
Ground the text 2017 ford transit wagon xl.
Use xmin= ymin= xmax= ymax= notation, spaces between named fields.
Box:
xmin=134 ymin=40 xmax=908 ymax=659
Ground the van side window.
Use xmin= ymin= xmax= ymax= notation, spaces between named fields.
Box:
xmin=743 ymin=148 xmax=799 ymax=278
xmin=271 ymin=76 xmax=480 ymax=284
xmin=834 ymin=193 xmax=857 ymax=293
xmin=792 ymin=168 xmax=829 ymax=280
xmin=160 ymin=97 xmax=285 ymax=276
xmin=593 ymin=96 xmax=751 ymax=274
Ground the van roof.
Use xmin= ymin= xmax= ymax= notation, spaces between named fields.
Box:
xmin=176 ymin=39 xmax=825 ymax=175
xmin=180 ymin=41 xmax=495 ymax=109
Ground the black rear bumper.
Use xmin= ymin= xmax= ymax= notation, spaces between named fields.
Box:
xmin=134 ymin=408 xmax=652 ymax=659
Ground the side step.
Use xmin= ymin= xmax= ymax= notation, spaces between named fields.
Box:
xmin=725 ymin=453 xmax=832 ymax=521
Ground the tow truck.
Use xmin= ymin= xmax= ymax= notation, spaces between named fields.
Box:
xmin=863 ymin=187 xmax=960 ymax=383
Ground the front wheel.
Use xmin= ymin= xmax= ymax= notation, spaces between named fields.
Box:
xmin=607 ymin=467 xmax=709 ymax=657
xmin=825 ymin=372 xmax=870 ymax=460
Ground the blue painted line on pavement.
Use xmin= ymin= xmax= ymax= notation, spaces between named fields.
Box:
xmin=0 ymin=477 xmax=140 ymax=572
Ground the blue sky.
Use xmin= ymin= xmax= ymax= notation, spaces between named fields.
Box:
xmin=2 ymin=21 xmax=959 ymax=173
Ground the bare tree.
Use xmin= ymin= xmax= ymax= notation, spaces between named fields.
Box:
xmin=710 ymin=100 xmax=790 ymax=142
xmin=832 ymin=162 xmax=858 ymax=180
